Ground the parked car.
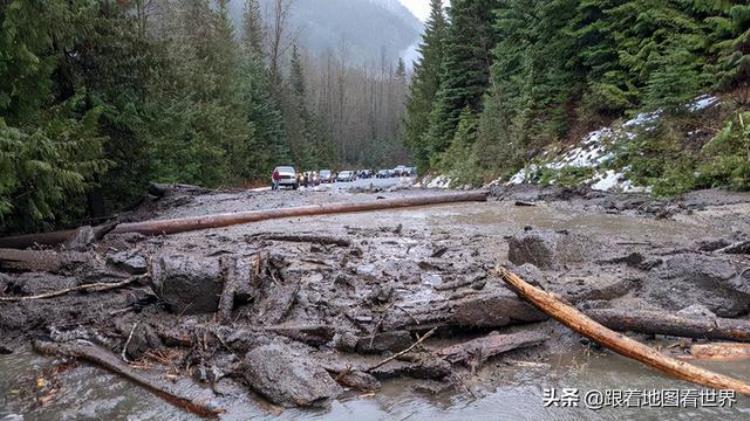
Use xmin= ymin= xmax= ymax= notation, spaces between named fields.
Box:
xmin=319 ymin=169 xmax=333 ymax=183
xmin=393 ymin=165 xmax=408 ymax=177
xmin=337 ymin=170 xmax=356 ymax=182
xmin=376 ymin=169 xmax=390 ymax=178
xmin=407 ymin=167 xmax=417 ymax=176
xmin=358 ymin=169 xmax=374 ymax=179
xmin=272 ymin=166 xmax=298 ymax=190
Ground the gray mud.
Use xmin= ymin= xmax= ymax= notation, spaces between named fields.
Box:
xmin=1 ymin=184 xmax=749 ymax=419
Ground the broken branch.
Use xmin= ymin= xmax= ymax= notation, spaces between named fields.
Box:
xmin=0 ymin=275 xmax=145 ymax=302
xmin=33 ymin=340 xmax=222 ymax=418
xmin=366 ymin=327 xmax=437 ymax=373
xmin=685 ymin=343 xmax=750 ymax=362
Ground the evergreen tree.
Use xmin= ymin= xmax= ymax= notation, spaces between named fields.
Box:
xmin=285 ymin=44 xmax=323 ymax=169
xmin=477 ymin=0 xmax=580 ymax=175
xmin=403 ymin=0 xmax=447 ymax=173
xmin=239 ymin=0 xmax=290 ymax=175
xmin=711 ymin=3 xmax=750 ymax=96
xmin=0 ymin=0 xmax=109 ymax=232
xmin=424 ymin=0 xmax=500 ymax=163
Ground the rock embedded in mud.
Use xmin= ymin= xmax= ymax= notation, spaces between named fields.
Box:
xmin=251 ymin=280 xmax=300 ymax=325
xmin=240 ymin=343 xmax=343 ymax=408
xmin=121 ymin=323 xmax=163 ymax=360
xmin=334 ymin=370 xmax=381 ymax=391
xmin=106 ymin=251 xmax=148 ymax=274
xmin=508 ymin=229 xmax=596 ymax=270
xmin=648 ymin=253 xmax=750 ymax=317
xmin=355 ymin=330 xmax=412 ymax=353
xmin=150 ymin=254 xmax=224 ymax=314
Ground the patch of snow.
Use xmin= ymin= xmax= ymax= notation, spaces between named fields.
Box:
xmin=689 ymin=95 xmax=719 ymax=112
xmin=590 ymin=169 xmax=651 ymax=193
xmin=508 ymin=164 xmax=538 ymax=185
xmin=503 ymin=93 xmax=719 ymax=192
xmin=425 ymin=175 xmax=451 ymax=189
xmin=623 ymin=110 xmax=662 ymax=132
xmin=590 ymin=170 xmax=622 ymax=191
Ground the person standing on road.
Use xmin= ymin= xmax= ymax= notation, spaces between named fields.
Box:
xmin=272 ymin=168 xmax=280 ymax=190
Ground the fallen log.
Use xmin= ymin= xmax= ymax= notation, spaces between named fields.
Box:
xmin=685 ymin=343 xmax=750 ymax=361
xmin=33 ymin=340 xmax=221 ymax=418
xmin=717 ymin=240 xmax=750 ymax=255
xmin=0 ymin=248 xmax=89 ymax=273
xmin=0 ymin=223 xmax=114 ymax=250
xmin=254 ymin=234 xmax=351 ymax=247
xmin=435 ymin=330 xmax=548 ymax=368
xmin=587 ymin=309 xmax=750 ymax=342
xmin=0 ymin=275 xmax=145 ymax=302
xmin=112 ymin=192 xmax=487 ymax=236
xmin=498 ymin=267 xmax=750 ymax=395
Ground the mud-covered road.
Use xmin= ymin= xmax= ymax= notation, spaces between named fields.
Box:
xmin=1 ymin=183 xmax=750 ymax=419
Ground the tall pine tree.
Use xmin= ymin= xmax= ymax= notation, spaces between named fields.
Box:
xmin=403 ymin=0 xmax=447 ymax=173
xmin=424 ymin=0 xmax=500 ymax=165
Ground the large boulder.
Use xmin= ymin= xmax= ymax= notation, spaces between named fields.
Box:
xmin=150 ymin=255 xmax=223 ymax=314
xmin=508 ymin=229 xmax=595 ymax=270
xmin=240 ymin=343 xmax=342 ymax=407
xmin=647 ymin=253 xmax=750 ymax=317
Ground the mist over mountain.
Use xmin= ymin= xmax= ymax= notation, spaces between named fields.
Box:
xmin=228 ymin=0 xmax=423 ymax=66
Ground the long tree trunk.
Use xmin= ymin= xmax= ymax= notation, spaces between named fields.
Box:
xmin=587 ymin=309 xmax=750 ymax=342
xmin=498 ymin=267 xmax=750 ymax=395
xmin=112 ymin=191 xmax=487 ymax=236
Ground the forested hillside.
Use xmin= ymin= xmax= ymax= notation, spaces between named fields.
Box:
xmin=0 ymin=0 xmax=410 ymax=233
xmin=227 ymin=0 xmax=423 ymax=66
xmin=405 ymin=0 xmax=749 ymax=192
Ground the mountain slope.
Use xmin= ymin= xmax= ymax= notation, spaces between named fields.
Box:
xmin=228 ymin=0 xmax=423 ymax=65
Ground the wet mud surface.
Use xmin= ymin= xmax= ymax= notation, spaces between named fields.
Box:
xmin=1 ymin=184 xmax=749 ymax=419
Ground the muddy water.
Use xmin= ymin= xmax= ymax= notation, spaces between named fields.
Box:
xmin=2 ymin=201 xmax=746 ymax=420
xmin=3 ymin=349 xmax=750 ymax=420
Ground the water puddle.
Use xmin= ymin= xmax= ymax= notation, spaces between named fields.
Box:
xmin=3 ymin=349 xmax=750 ymax=420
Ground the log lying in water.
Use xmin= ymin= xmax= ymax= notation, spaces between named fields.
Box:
xmin=686 ymin=343 xmax=750 ymax=361
xmin=435 ymin=330 xmax=548 ymax=368
xmin=587 ymin=309 xmax=750 ymax=342
xmin=33 ymin=340 xmax=222 ymax=418
xmin=498 ymin=267 xmax=750 ymax=395
xmin=111 ymin=191 xmax=488 ymax=236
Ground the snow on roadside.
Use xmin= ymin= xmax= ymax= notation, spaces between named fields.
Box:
xmin=500 ymin=94 xmax=719 ymax=193
xmin=426 ymin=175 xmax=451 ymax=189
xmin=415 ymin=174 xmax=450 ymax=189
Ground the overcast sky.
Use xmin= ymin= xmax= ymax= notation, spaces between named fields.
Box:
xmin=399 ymin=0 xmax=431 ymax=22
